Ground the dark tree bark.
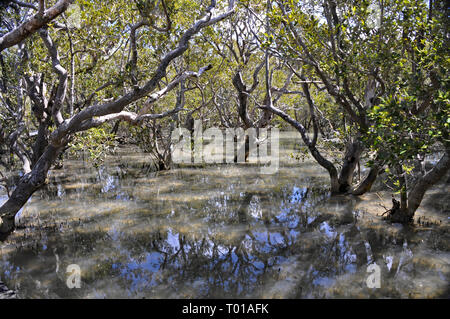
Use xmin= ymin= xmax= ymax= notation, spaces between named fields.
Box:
xmin=0 ymin=0 xmax=74 ymax=52
xmin=0 ymin=1 xmax=236 ymax=235
xmin=351 ymin=166 xmax=379 ymax=196
xmin=338 ymin=140 xmax=363 ymax=192
xmin=0 ymin=144 xmax=66 ymax=233
xmin=386 ymin=148 xmax=450 ymax=223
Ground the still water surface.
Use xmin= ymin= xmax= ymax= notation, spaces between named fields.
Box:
xmin=0 ymin=137 xmax=449 ymax=298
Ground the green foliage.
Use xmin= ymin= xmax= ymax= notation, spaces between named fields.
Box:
xmin=363 ymin=0 xmax=449 ymax=165
xmin=1 ymin=0 xmax=448 ymax=209
xmin=68 ymin=128 xmax=116 ymax=167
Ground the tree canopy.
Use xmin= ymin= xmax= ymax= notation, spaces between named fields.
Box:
xmin=0 ymin=0 xmax=449 ymax=234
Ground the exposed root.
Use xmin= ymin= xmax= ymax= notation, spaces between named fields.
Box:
xmin=381 ymin=197 xmax=413 ymax=224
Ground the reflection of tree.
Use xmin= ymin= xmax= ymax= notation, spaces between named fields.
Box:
xmin=237 ymin=192 xmax=253 ymax=224
xmin=1 ymin=178 xmax=437 ymax=298
xmin=105 ymin=186 xmax=340 ymax=297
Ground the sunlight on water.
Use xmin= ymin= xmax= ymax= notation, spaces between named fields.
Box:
xmin=0 ymin=137 xmax=449 ymax=298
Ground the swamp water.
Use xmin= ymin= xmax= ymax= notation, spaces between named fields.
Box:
xmin=0 ymin=133 xmax=449 ymax=298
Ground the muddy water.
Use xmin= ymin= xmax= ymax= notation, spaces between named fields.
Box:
xmin=0 ymin=134 xmax=449 ymax=298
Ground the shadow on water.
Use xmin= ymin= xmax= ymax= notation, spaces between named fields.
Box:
xmin=0 ymin=144 xmax=449 ymax=298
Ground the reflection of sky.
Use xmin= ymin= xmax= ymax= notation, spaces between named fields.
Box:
xmin=99 ymin=182 xmax=340 ymax=296
xmin=5 ymin=180 xmax=318 ymax=299
xmin=313 ymin=274 xmax=335 ymax=287
xmin=101 ymin=175 xmax=117 ymax=193
xmin=114 ymin=251 xmax=164 ymax=291
xmin=108 ymin=223 xmax=290 ymax=296
xmin=338 ymin=233 xmax=357 ymax=273
xmin=276 ymin=185 xmax=313 ymax=230
xmin=0 ymin=195 xmax=7 ymax=206
xmin=166 ymin=228 xmax=180 ymax=252
xmin=57 ymin=184 xmax=65 ymax=198
xmin=290 ymin=186 xmax=307 ymax=204
xmin=320 ymin=221 xmax=337 ymax=239
xmin=95 ymin=166 xmax=131 ymax=200
xmin=4 ymin=155 xmax=446 ymax=299
xmin=248 ymin=196 xmax=262 ymax=219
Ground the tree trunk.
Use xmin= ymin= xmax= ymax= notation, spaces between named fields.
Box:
xmin=338 ymin=140 xmax=362 ymax=192
xmin=397 ymin=165 xmax=408 ymax=211
xmin=32 ymin=122 xmax=49 ymax=167
xmin=407 ymin=149 xmax=450 ymax=217
xmin=351 ymin=165 xmax=379 ymax=195
xmin=0 ymin=144 xmax=65 ymax=234
xmin=387 ymin=148 xmax=450 ymax=223
xmin=232 ymin=72 xmax=254 ymax=130
xmin=307 ymin=146 xmax=340 ymax=193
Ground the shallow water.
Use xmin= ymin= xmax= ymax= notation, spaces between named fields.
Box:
xmin=0 ymin=134 xmax=449 ymax=298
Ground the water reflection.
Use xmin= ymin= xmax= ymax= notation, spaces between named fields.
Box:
xmin=0 ymin=145 xmax=449 ymax=298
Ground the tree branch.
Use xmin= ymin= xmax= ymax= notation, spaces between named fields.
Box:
xmin=78 ymin=64 xmax=213 ymax=130
xmin=39 ymin=27 xmax=67 ymax=126
xmin=0 ymin=0 xmax=74 ymax=52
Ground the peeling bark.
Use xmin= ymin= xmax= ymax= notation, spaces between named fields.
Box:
xmin=0 ymin=0 xmax=74 ymax=52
